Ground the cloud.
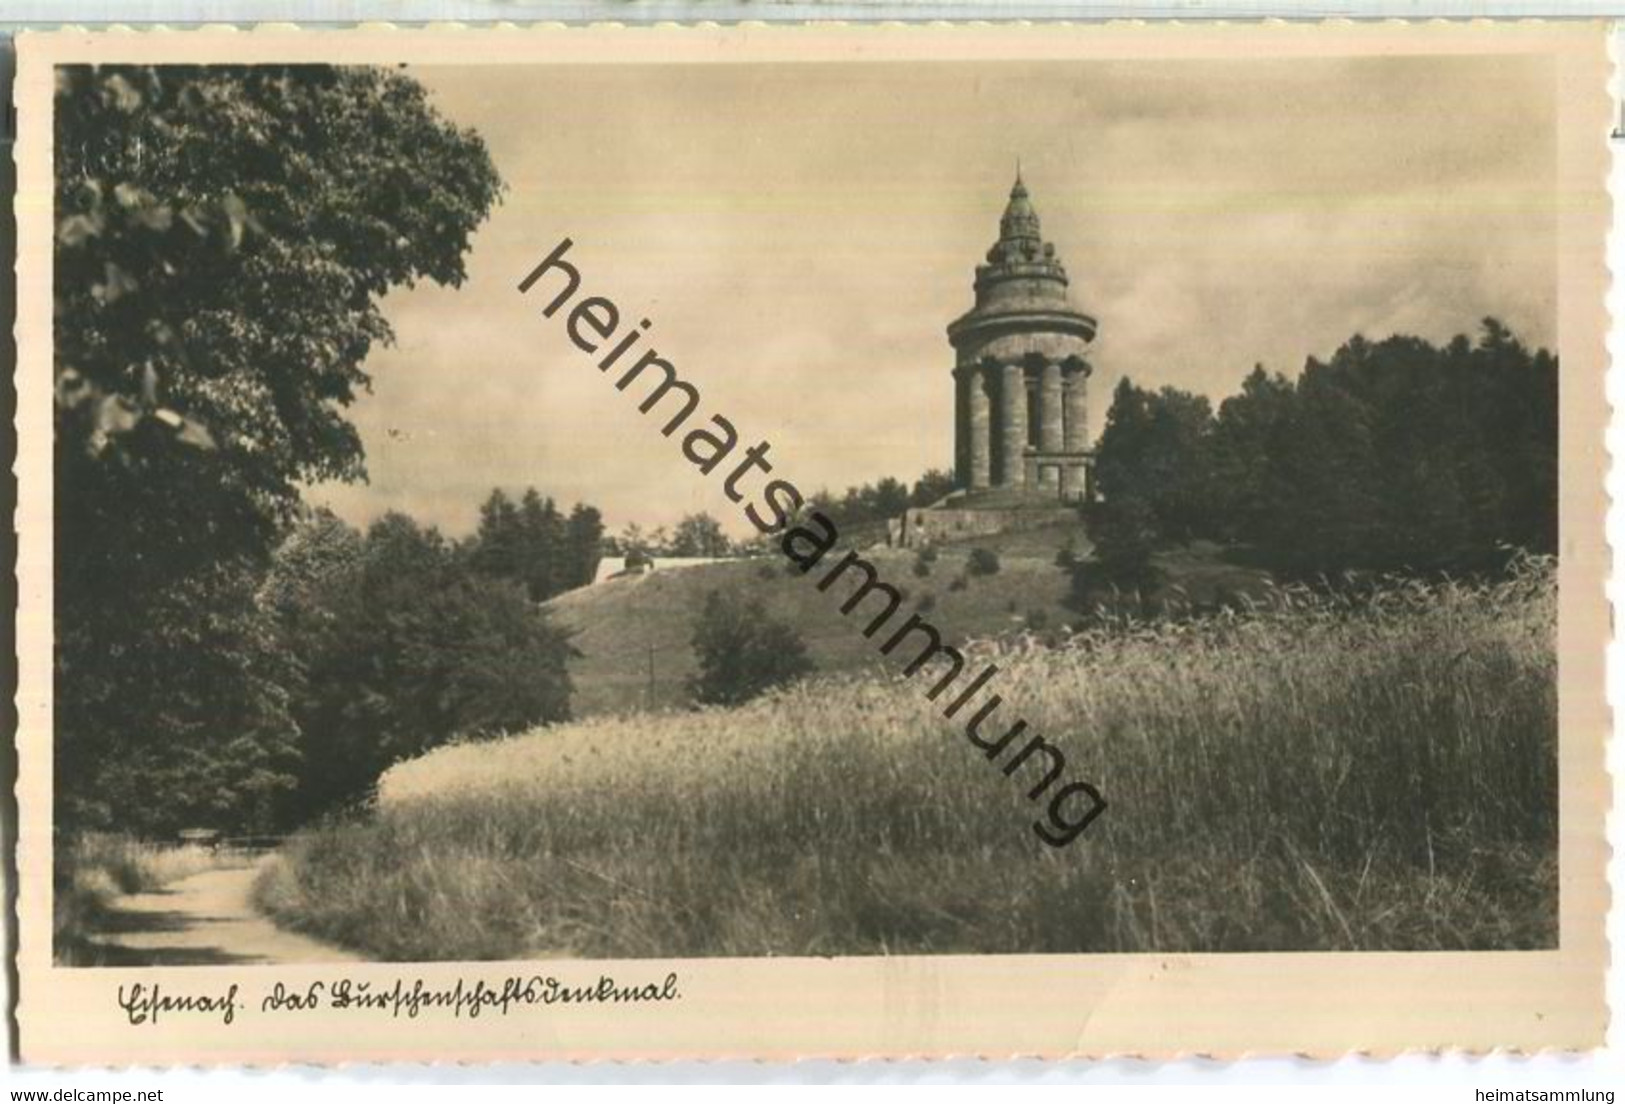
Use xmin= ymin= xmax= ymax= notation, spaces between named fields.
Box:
xmin=307 ymin=54 xmax=1558 ymax=538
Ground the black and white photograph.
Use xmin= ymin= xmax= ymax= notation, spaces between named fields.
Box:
xmin=13 ymin=22 xmax=1609 ymax=1064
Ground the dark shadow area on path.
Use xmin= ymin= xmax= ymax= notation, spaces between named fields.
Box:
xmin=69 ymin=861 xmax=366 ymax=968
xmin=72 ymin=938 xmax=265 ymax=968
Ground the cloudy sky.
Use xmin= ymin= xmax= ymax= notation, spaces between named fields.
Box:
xmin=307 ymin=54 xmax=1558 ymax=538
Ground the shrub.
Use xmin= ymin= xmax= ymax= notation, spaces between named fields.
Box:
xmin=688 ymin=590 xmax=816 ymax=706
xmin=274 ymin=512 xmax=575 ymax=820
xmin=967 ymin=547 xmax=1001 ymax=577
xmin=54 ymin=833 xmax=246 ymax=965
xmin=1070 ymin=498 xmax=1163 ymax=617
xmin=948 ymin=575 xmax=968 ymax=593
xmin=269 ymin=561 xmax=1559 ymax=959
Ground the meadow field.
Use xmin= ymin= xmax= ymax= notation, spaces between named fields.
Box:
xmin=544 ymin=525 xmax=1268 ymax=716
xmin=255 ymin=560 xmax=1558 ymax=960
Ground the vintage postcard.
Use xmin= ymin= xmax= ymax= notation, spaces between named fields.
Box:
xmin=11 ymin=21 xmax=1611 ymax=1063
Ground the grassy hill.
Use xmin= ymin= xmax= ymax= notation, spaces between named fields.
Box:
xmin=546 ymin=522 xmax=1089 ymax=717
xmin=260 ymin=562 xmax=1558 ymax=959
xmin=547 ymin=522 xmax=1279 ymax=717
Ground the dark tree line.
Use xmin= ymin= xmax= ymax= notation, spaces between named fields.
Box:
xmin=610 ymin=511 xmax=733 ymax=561
xmin=470 ymin=488 xmax=605 ymax=599
xmin=608 ymin=471 xmax=957 ymax=564
xmin=728 ymin=469 xmax=957 ymax=553
xmin=810 ymin=469 xmax=957 ymax=530
xmin=264 ymin=508 xmax=578 ymax=819
xmin=1085 ymin=320 xmax=1557 ymax=591
xmin=52 ymin=65 xmax=587 ymax=838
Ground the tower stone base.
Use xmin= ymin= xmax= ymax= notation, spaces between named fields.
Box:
xmin=885 ymin=498 xmax=1082 ymax=550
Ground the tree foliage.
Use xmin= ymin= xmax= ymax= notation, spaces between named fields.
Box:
xmin=58 ymin=562 xmax=301 ymax=837
xmin=1089 ymin=320 xmax=1557 ymax=580
xmin=910 ymin=468 xmax=958 ymax=508
xmin=468 ymin=488 xmax=603 ymax=599
xmin=1093 ymin=379 xmax=1215 ymax=544
xmin=55 ymin=64 xmax=501 ymax=498
xmin=1067 ymin=497 xmax=1163 ymax=617
xmin=688 ymin=590 xmax=816 ymax=707
xmin=54 ymin=65 xmax=503 ymax=835
xmin=670 ymin=512 xmax=731 ymax=557
xmin=269 ymin=512 xmax=576 ymax=818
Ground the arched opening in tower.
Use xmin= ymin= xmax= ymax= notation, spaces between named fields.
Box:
xmin=1025 ymin=373 xmax=1042 ymax=449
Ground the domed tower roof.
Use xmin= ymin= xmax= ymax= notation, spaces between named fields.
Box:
xmin=948 ymin=172 xmax=1097 ymax=355
xmin=998 ymin=169 xmax=1042 ymax=245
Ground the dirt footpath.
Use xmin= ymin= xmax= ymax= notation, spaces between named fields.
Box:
xmin=87 ymin=857 xmax=364 ymax=966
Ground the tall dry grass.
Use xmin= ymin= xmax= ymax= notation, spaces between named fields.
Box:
xmin=256 ymin=561 xmax=1558 ymax=959
xmin=54 ymin=833 xmax=247 ymax=965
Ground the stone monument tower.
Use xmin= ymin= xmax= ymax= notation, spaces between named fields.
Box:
xmin=948 ymin=170 xmax=1096 ymax=503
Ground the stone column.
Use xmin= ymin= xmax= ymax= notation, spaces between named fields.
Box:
xmin=1038 ymin=359 xmax=1063 ymax=488
xmin=966 ymin=366 xmax=991 ymax=491
xmin=1063 ymin=365 xmax=1089 ymax=451
xmin=999 ymin=361 xmax=1027 ymax=489
xmin=1060 ymin=365 xmax=1090 ymax=502
xmin=953 ymin=369 xmax=969 ymax=490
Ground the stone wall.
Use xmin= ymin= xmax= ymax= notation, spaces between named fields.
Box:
xmin=886 ymin=504 xmax=1080 ymax=549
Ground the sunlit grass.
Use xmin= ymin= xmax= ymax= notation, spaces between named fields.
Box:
xmin=257 ymin=559 xmax=1557 ymax=959
xmin=54 ymin=833 xmax=251 ymax=965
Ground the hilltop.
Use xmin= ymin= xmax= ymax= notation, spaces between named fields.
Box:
xmin=545 ymin=522 xmax=1084 ymax=716
xmin=269 ymin=562 xmax=1558 ymax=959
xmin=544 ymin=522 xmax=1273 ymax=717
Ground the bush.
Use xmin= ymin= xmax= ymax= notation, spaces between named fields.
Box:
xmin=273 ymin=512 xmax=575 ymax=820
xmin=272 ymin=561 xmax=1559 ymax=959
xmin=54 ymin=833 xmax=246 ymax=964
xmin=1069 ymin=498 xmax=1164 ymax=617
xmin=948 ymin=575 xmax=968 ymax=593
xmin=56 ymin=561 xmax=301 ymax=839
xmin=688 ymin=590 xmax=816 ymax=707
xmin=967 ymin=547 xmax=1001 ymax=577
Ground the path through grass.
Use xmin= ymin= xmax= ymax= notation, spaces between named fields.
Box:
xmin=257 ymin=563 xmax=1558 ymax=959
